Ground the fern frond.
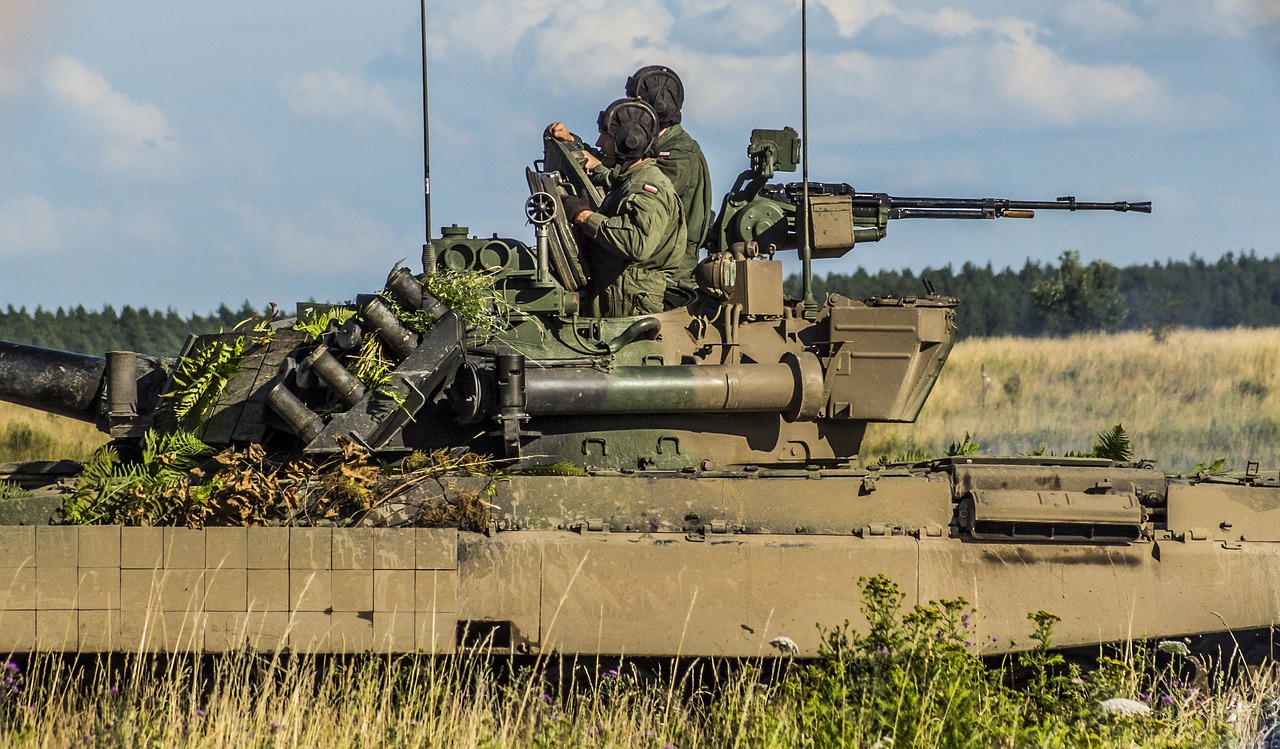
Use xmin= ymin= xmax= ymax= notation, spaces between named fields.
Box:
xmin=875 ymin=448 xmax=935 ymax=467
xmin=946 ymin=433 xmax=980 ymax=458
xmin=293 ymin=306 xmax=356 ymax=340
xmin=1190 ymin=458 xmax=1227 ymax=474
xmin=164 ymin=336 xmax=247 ymax=429
xmin=64 ymin=430 xmax=212 ymax=525
xmin=1090 ymin=423 xmax=1133 ymax=462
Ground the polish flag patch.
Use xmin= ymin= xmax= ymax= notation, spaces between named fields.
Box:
xmin=643 ymin=183 xmax=659 ymax=194
xmin=658 ymin=151 xmax=671 ymax=158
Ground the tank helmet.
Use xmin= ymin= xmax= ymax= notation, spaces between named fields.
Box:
xmin=596 ymin=98 xmax=660 ymax=162
xmin=625 ymin=65 xmax=684 ymax=128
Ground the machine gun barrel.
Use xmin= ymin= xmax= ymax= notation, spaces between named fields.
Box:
xmin=881 ymin=195 xmax=1152 ymax=220
xmin=745 ymin=182 xmax=1152 ymax=258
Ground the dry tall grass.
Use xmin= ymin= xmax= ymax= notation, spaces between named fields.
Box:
xmin=1 ymin=639 xmax=1274 ymax=748
xmin=0 ymin=403 xmax=106 ymax=463
xmin=866 ymin=326 xmax=1280 ymax=471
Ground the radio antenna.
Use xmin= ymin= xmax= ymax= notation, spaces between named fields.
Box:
xmin=799 ymin=0 xmax=818 ymax=318
xmin=419 ymin=0 xmax=435 ymax=273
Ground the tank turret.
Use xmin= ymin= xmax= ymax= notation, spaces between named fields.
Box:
xmin=0 ymin=129 xmax=1144 ymax=474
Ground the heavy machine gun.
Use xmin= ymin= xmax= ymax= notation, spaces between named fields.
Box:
xmin=712 ymin=127 xmax=1151 ymax=259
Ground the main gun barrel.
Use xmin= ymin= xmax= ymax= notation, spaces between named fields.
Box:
xmin=0 ymin=341 xmax=107 ymax=422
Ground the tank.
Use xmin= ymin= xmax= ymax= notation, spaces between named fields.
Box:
xmin=6 ymin=128 xmax=1269 ymax=661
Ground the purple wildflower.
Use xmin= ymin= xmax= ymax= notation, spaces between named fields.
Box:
xmin=541 ymin=693 xmax=553 ymax=703
xmin=4 ymin=662 xmax=18 ymax=672
xmin=1160 ymin=695 xmax=1174 ymax=705
xmin=109 ymin=685 xmax=120 ymax=696
xmin=1140 ymin=693 xmax=1151 ymax=701
xmin=603 ymin=668 xmax=619 ymax=677
xmin=195 ymin=708 xmax=207 ymax=718
xmin=964 ymin=640 xmax=973 ymax=647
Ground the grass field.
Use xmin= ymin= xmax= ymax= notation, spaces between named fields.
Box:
xmin=1 ymin=582 xmax=1275 ymax=748
xmin=863 ymin=326 xmax=1280 ymax=471
xmin=2 ymin=326 xmax=1278 ymax=472
xmin=0 ymin=405 xmax=106 ymax=464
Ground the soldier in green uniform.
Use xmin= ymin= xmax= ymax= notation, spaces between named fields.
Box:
xmin=547 ymin=65 xmax=711 ymax=288
xmin=561 ymin=99 xmax=686 ymax=317
xmin=624 ymin=66 xmax=712 ymax=288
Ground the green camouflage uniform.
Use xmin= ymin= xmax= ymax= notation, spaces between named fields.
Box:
xmin=587 ymin=125 xmax=711 ymax=288
xmin=579 ymin=159 xmax=686 ymax=317
xmin=652 ymin=124 xmax=712 ymax=287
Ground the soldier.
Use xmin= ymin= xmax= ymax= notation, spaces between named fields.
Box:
xmin=547 ymin=65 xmax=711 ymax=288
xmin=624 ymin=66 xmax=711 ymax=288
xmin=561 ymin=99 xmax=686 ymax=317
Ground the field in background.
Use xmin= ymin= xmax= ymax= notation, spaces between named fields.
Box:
xmin=2 ymin=326 xmax=1278 ymax=471
xmin=0 ymin=404 xmax=107 ymax=463
xmin=864 ymin=326 xmax=1280 ymax=471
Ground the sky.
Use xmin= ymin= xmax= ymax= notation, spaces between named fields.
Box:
xmin=0 ymin=0 xmax=1278 ymax=315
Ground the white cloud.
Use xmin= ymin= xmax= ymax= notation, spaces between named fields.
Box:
xmin=802 ymin=8 xmax=1187 ymax=136
xmin=987 ymin=24 xmax=1176 ymax=126
xmin=43 ymin=54 xmax=181 ymax=175
xmin=523 ymin=0 xmax=677 ymax=90
xmin=434 ymin=0 xmax=559 ymax=62
xmin=815 ymin=0 xmax=898 ymax=37
xmin=0 ymin=195 xmax=108 ymax=255
xmin=280 ymin=70 xmax=416 ymax=135
xmin=717 ymin=0 xmax=795 ymax=44
xmin=428 ymin=0 xmax=1190 ymax=137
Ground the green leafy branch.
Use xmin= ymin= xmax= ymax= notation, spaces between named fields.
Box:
xmin=293 ymin=306 xmax=355 ymax=340
xmin=164 ymin=336 xmax=247 ymax=431
xmin=423 ymin=269 xmax=508 ymax=341
xmin=62 ymin=430 xmax=214 ymax=526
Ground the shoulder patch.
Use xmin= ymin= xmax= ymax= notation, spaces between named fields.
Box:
xmin=643 ymin=183 xmax=659 ymax=194
xmin=657 ymin=151 xmax=671 ymax=158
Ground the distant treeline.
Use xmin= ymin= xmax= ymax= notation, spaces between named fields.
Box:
xmin=0 ymin=302 xmax=261 ymax=357
xmin=2 ymin=252 xmax=1277 ymax=355
xmin=788 ymin=251 xmax=1280 ymax=338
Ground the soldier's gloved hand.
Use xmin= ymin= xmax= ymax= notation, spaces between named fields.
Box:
xmin=545 ymin=122 xmax=573 ymax=143
xmin=561 ymin=196 xmax=592 ymax=224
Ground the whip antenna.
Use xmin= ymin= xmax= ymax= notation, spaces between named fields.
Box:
xmin=420 ymin=0 xmax=435 ymax=273
xmin=799 ymin=0 xmax=818 ymax=317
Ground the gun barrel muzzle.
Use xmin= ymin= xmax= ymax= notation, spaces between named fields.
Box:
xmin=0 ymin=341 xmax=107 ymax=421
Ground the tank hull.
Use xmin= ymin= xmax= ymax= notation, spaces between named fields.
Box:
xmin=4 ymin=470 xmax=1279 ymax=656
